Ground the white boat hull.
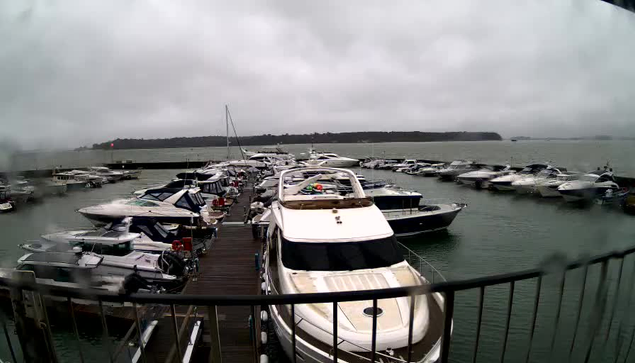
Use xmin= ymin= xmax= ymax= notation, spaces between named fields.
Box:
xmin=536 ymin=185 xmax=562 ymax=198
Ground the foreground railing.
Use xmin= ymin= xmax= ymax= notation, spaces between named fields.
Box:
xmin=1 ymin=245 xmax=635 ymax=363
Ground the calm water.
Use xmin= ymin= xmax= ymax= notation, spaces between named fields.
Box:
xmin=1 ymin=141 xmax=635 ymax=362
xmin=7 ymin=140 xmax=635 ymax=176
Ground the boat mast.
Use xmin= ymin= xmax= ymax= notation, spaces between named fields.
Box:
xmin=225 ymin=105 xmax=230 ymax=160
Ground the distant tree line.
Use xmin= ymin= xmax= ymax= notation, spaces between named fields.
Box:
xmin=89 ymin=131 xmax=502 ymax=150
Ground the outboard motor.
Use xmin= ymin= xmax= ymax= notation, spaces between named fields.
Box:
xmin=123 ymin=273 xmax=153 ymax=294
xmin=158 ymin=251 xmax=188 ymax=277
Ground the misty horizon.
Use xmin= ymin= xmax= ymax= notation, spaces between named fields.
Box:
xmin=1 ymin=1 xmax=635 ymax=150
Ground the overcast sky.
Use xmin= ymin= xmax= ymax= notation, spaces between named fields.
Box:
xmin=1 ymin=0 xmax=634 ymax=149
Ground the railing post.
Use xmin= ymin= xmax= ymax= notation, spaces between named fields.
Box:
xmin=170 ymin=304 xmax=183 ymax=363
xmin=332 ymin=301 xmax=338 ymax=362
xmin=10 ymin=271 xmax=57 ymax=363
xmin=583 ymin=261 xmax=609 ymax=363
xmin=440 ymin=291 xmax=455 ymax=363
xmin=208 ymin=305 xmax=222 ymax=363
xmin=472 ymin=286 xmax=485 ymax=363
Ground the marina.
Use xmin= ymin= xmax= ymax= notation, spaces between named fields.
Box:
xmin=1 ymin=145 xmax=635 ymax=362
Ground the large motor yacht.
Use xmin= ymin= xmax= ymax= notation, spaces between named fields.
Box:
xmin=489 ymin=163 xmax=548 ymax=191
xmin=558 ymin=170 xmax=620 ymax=203
xmin=263 ymin=167 xmax=446 ymax=363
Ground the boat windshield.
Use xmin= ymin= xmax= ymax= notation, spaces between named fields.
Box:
xmin=281 ymin=236 xmax=404 ymax=271
xmin=580 ymin=174 xmax=599 ymax=182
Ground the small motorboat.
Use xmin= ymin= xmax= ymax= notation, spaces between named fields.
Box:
xmin=0 ymin=191 xmax=15 ymax=213
xmin=558 ymin=170 xmax=620 ymax=203
xmin=391 ymin=159 xmax=418 ymax=172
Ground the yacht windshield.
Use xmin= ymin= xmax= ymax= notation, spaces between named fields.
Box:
xmin=281 ymin=236 xmax=404 ymax=271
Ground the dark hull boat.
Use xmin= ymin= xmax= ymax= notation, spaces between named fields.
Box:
xmin=384 ymin=204 xmax=465 ymax=237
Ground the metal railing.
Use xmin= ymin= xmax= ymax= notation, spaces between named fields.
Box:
xmin=2 ymin=245 xmax=635 ymax=363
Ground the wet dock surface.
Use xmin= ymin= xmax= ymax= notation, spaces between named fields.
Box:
xmin=144 ymin=183 xmax=262 ymax=362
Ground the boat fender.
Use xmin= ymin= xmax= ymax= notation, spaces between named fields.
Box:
xmin=259 ymin=354 xmax=268 ymax=363
xmin=261 ymin=282 xmax=266 ymax=292
xmin=260 ymin=311 xmax=268 ymax=322
xmin=261 ymin=331 xmax=267 ymax=345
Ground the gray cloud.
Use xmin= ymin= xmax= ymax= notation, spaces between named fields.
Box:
xmin=1 ymin=0 xmax=634 ymax=149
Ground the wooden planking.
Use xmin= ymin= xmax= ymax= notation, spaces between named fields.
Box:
xmin=144 ymin=184 xmax=262 ymax=362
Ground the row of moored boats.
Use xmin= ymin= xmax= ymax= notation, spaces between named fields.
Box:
xmin=363 ymin=158 xmax=630 ymax=205
xmin=0 ymin=166 xmax=142 ymax=213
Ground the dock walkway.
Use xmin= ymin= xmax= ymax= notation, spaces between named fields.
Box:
xmin=144 ymin=184 xmax=262 ymax=363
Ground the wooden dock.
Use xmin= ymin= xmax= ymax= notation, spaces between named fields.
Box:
xmin=144 ymin=184 xmax=262 ymax=363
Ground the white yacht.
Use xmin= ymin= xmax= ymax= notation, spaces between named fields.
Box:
xmin=89 ymin=166 xmax=125 ymax=182
xmin=489 ymin=163 xmax=548 ymax=191
xmin=52 ymin=171 xmax=88 ymax=191
xmin=78 ymin=188 xmax=210 ymax=226
xmin=558 ymin=170 xmax=620 ymax=203
xmin=391 ymin=159 xmax=418 ymax=171
xmin=69 ymin=170 xmax=108 ymax=187
xmin=437 ymin=160 xmax=477 ymax=181
xmin=263 ymin=167 xmax=446 ymax=363
xmin=416 ymin=163 xmax=445 ymax=177
xmin=364 ymin=185 xmax=465 ymax=236
xmin=535 ymin=173 xmax=580 ymax=198
xmin=456 ymin=165 xmax=513 ymax=188
xmin=14 ymin=249 xmax=180 ymax=290
xmin=308 ymin=150 xmax=360 ymax=168
xmin=511 ymin=166 xmax=566 ymax=195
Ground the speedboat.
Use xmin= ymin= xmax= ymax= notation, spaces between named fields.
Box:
xmin=133 ymin=178 xmax=199 ymax=196
xmin=364 ymin=185 xmax=465 ymax=236
xmin=391 ymin=159 xmax=418 ymax=172
xmin=437 ymin=160 xmax=477 ymax=181
xmin=489 ymin=163 xmax=548 ymax=191
xmin=69 ymin=170 xmax=107 ymax=187
xmin=26 ymin=218 xmax=175 ymax=255
xmin=263 ymin=166 xmax=447 ymax=362
xmin=457 ymin=165 xmax=513 ymax=188
xmin=535 ymin=173 xmax=580 ymax=198
xmin=416 ymin=163 xmax=445 ymax=177
xmin=122 ymin=168 xmax=143 ymax=180
xmin=308 ymin=150 xmax=360 ymax=167
xmin=558 ymin=170 xmax=620 ymax=203
xmin=403 ymin=163 xmax=431 ymax=175
xmin=0 ymin=191 xmax=15 ymax=213
xmin=78 ymin=188 xmax=210 ymax=226
xmin=512 ymin=166 xmax=567 ymax=195
xmin=89 ymin=166 xmax=124 ymax=182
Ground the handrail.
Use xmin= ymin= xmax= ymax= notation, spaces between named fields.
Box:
xmin=2 ymin=244 xmax=634 ymax=305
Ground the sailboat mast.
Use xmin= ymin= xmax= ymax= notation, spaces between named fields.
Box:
xmin=225 ymin=105 xmax=230 ymax=160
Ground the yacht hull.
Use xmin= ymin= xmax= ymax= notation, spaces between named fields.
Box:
xmin=490 ymin=181 xmax=515 ymax=191
xmin=79 ymin=212 xmax=196 ymax=227
xmin=536 ymin=185 xmax=562 ymax=198
xmin=384 ymin=205 xmax=464 ymax=237
xmin=558 ymin=188 xmax=607 ymax=203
